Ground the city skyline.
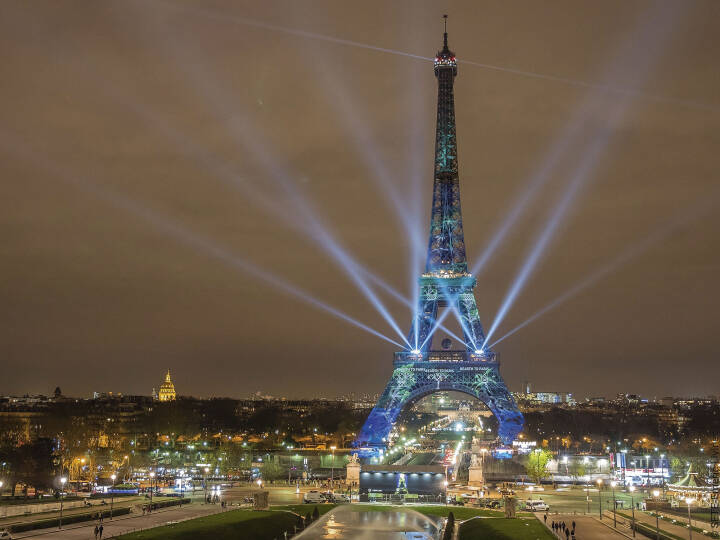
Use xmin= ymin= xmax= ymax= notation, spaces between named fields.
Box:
xmin=1 ymin=0 xmax=719 ymax=399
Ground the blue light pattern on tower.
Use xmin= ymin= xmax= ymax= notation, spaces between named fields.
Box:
xmin=355 ymin=28 xmax=523 ymax=451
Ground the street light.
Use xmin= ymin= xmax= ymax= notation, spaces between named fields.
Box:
xmin=645 ymin=455 xmax=651 ymax=490
xmin=611 ymin=481 xmax=617 ymax=528
xmin=660 ymin=454 xmax=666 ymax=496
xmin=686 ymin=497 xmax=694 ymax=540
xmin=597 ymin=479 xmax=603 ymax=520
xmin=59 ymin=477 xmax=67 ymax=529
xmin=653 ymin=490 xmax=660 ymax=539
xmin=330 ymin=446 xmax=337 ymax=487
xmin=110 ymin=474 xmax=116 ymax=520
xmin=203 ymin=467 xmax=209 ymax=504
xmin=628 ymin=486 xmax=635 ymax=537
xmin=149 ymin=471 xmax=156 ymax=507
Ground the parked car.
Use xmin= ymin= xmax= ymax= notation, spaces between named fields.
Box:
xmin=303 ymin=490 xmax=325 ymax=503
xmin=0 ymin=531 xmax=13 ymax=540
xmin=330 ymin=493 xmax=350 ymax=503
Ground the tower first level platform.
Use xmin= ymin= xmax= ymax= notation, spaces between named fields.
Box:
xmin=356 ymin=360 xmax=523 ymax=447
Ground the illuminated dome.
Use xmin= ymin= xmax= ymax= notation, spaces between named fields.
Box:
xmin=157 ymin=370 xmax=176 ymax=402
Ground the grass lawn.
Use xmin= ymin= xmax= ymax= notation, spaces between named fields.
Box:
xmin=659 ymin=507 xmax=713 ymax=523
xmin=117 ymin=509 xmax=302 ymax=540
xmin=458 ymin=517 xmax=555 ymax=540
xmin=117 ymin=503 xmax=538 ymax=540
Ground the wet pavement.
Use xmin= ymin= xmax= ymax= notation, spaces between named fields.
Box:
xmin=295 ymin=506 xmax=443 ymax=539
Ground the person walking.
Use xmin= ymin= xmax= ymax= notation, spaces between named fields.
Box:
xmin=94 ymin=524 xmax=99 ymax=539
xmin=544 ymin=513 xmax=548 ymax=524
xmin=565 ymin=527 xmax=570 ymax=540
xmin=98 ymin=524 xmax=104 ymax=539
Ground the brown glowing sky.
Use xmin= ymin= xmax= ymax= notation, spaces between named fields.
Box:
xmin=1 ymin=1 xmax=719 ymax=399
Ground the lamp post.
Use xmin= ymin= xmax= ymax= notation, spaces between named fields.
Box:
xmin=597 ymin=479 xmax=603 ymax=519
xmin=203 ymin=467 xmax=209 ymax=504
xmin=629 ymin=485 xmax=636 ymax=537
xmin=59 ymin=477 xmax=67 ymax=529
xmin=686 ymin=497 xmax=694 ymax=540
xmin=149 ymin=471 xmax=156 ymax=507
xmin=660 ymin=454 xmax=666 ymax=496
xmin=110 ymin=473 xmax=116 ymax=520
xmin=330 ymin=446 xmax=337 ymax=488
xmin=611 ymin=481 xmax=617 ymax=527
xmin=646 ymin=455 xmax=651 ymax=491
xmin=653 ymin=490 xmax=660 ymax=540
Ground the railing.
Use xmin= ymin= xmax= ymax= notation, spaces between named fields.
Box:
xmin=394 ymin=350 xmax=497 ymax=363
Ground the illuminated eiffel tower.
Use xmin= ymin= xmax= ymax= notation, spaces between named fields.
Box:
xmin=355 ymin=22 xmax=523 ymax=451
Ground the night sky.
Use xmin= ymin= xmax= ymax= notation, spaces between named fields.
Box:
xmin=1 ymin=1 xmax=718 ymax=399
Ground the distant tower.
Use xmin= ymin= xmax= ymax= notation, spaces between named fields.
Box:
xmin=157 ymin=370 xmax=177 ymax=401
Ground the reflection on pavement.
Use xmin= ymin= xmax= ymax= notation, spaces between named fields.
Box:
xmin=295 ymin=507 xmax=442 ymax=539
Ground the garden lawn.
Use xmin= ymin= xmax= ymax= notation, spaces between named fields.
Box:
xmin=458 ymin=517 xmax=556 ymax=540
xmin=117 ymin=509 xmax=301 ymax=540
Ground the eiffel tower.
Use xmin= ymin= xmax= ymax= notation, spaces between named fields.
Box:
xmin=355 ymin=23 xmax=523 ymax=451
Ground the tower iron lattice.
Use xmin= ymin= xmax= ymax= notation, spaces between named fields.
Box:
xmin=355 ymin=24 xmax=523 ymax=451
xmin=711 ymin=440 xmax=719 ymax=530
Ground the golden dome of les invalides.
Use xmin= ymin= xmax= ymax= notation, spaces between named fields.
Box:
xmin=157 ymin=369 xmax=176 ymax=402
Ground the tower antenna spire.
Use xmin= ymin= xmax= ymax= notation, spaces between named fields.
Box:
xmin=443 ymin=14 xmax=448 ymax=48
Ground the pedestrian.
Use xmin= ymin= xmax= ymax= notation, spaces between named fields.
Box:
xmin=98 ymin=524 xmax=104 ymax=539
xmin=544 ymin=513 xmax=548 ymax=524
xmin=572 ymin=520 xmax=576 ymax=530
xmin=565 ymin=527 xmax=570 ymax=540
xmin=94 ymin=524 xmax=99 ymax=539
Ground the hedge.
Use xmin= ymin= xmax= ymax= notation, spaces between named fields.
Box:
xmin=10 ymin=507 xmax=131 ymax=533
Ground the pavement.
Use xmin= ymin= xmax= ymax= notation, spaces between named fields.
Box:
xmin=13 ymin=501 xmax=226 ymax=539
xmin=4 ymin=485 xmax=308 ymax=539
xmin=602 ymin=508 xmax=708 ymax=540
xmin=0 ymin=498 xmax=147 ymax=529
xmin=540 ymin=514 xmax=631 ymax=540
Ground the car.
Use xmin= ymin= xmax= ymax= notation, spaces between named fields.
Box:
xmin=303 ymin=490 xmax=325 ymax=503
xmin=0 ymin=531 xmax=13 ymax=540
xmin=525 ymin=500 xmax=549 ymax=511
xmin=331 ymin=493 xmax=350 ymax=503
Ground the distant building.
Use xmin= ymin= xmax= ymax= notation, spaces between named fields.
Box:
xmin=157 ymin=370 xmax=176 ymax=402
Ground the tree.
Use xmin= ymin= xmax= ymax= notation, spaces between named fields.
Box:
xmin=525 ymin=449 xmax=552 ymax=484
xmin=312 ymin=506 xmax=320 ymax=521
xmin=567 ymin=461 xmax=587 ymax=483
xmin=260 ymin=457 xmax=285 ymax=482
xmin=3 ymin=439 xmax=55 ymax=497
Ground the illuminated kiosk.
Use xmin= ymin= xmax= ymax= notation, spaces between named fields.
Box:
xmin=355 ymin=26 xmax=523 ymax=454
xmin=359 ymin=465 xmax=447 ymax=503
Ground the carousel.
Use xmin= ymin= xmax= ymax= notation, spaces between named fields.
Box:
xmin=666 ymin=465 xmax=712 ymax=506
